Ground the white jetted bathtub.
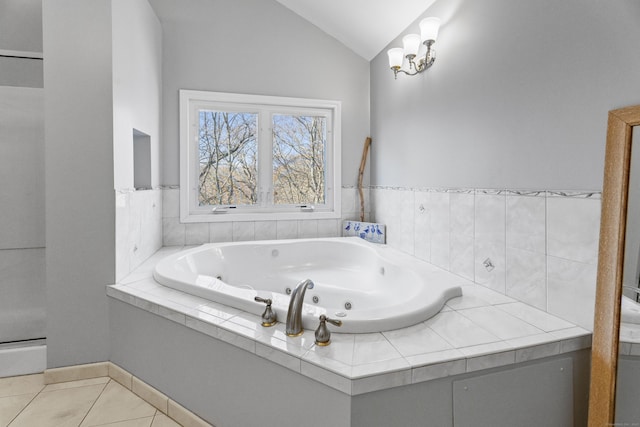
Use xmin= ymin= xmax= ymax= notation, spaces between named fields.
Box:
xmin=153 ymin=237 xmax=462 ymax=333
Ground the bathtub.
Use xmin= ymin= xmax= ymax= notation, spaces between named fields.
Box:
xmin=153 ymin=237 xmax=462 ymax=333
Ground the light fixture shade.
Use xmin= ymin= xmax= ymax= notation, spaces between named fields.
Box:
xmin=420 ymin=17 xmax=441 ymax=42
xmin=387 ymin=48 xmax=404 ymax=69
xmin=402 ymin=34 xmax=421 ymax=57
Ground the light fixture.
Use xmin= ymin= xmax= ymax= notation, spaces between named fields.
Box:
xmin=387 ymin=17 xmax=441 ymax=79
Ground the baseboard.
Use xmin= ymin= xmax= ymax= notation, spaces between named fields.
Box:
xmin=43 ymin=361 xmax=109 ymax=384
xmin=44 ymin=361 xmax=212 ymax=427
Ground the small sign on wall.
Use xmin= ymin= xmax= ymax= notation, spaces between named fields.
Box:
xmin=342 ymin=221 xmax=386 ymax=244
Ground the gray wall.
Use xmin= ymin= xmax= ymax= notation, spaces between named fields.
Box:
xmin=149 ymin=0 xmax=371 ymax=187
xmin=370 ymin=0 xmax=640 ymax=190
xmin=43 ymin=0 xmax=115 ymax=367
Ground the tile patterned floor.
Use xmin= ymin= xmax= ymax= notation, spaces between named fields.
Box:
xmin=0 ymin=374 xmax=182 ymax=427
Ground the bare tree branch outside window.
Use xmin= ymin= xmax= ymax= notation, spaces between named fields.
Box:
xmin=197 ymin=110 xmax=327 ymax=208
xmin=272 ymin=115 xmax=326 ymax=205
xmin=198 ymin=111 xmax=257 ymax=206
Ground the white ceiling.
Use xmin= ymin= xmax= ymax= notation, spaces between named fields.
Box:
xmin=274 ymin=0 xmax=437 ymax=61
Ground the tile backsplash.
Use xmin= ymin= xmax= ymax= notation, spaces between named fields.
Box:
xmin=342 ymin=220 xmax=386 ymax=243
xmin=371 ymin=187 xmax=601 ymax=330
xmin=161 ymin=187 xmax=369 ymax=246
xmin=158 ymin=186 xmax=601 ymax=331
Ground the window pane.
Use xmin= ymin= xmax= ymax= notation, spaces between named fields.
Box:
xmin=272 ymin=115 xmax=326 ymax=205
xmin=198 ymin=110 xmax=258 ymax=206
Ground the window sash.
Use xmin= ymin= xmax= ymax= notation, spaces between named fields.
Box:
xmin=272 ymin=113 xmax=328 ymax=206
xmin=196 ymin=109 xmax=259 ymax=207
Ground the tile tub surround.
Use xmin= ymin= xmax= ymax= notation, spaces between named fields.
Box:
xmin=116 ymin=188 xmax=163 ymax=282
xmin=342 ymin=220 xmax=386 ymax=243
xmin=372 ymin=187 xmax=601 ymax=330
xmin=107 ymin=247 xmax=591 ymax=396
xmin=161 ymin=186 xmax=369 ymax=246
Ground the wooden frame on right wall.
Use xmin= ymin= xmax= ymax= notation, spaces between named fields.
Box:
xmin=589 ymin=105 xmax=640 ymax=426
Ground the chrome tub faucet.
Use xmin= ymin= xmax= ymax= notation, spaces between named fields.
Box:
xmin=285 ymin=279 xmax=314 ymax=336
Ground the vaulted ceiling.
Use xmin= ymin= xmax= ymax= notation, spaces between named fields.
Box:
xmin=274 ymin=0 xmax=437 ymax=61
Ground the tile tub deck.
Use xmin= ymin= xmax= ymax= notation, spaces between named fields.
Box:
xmin=107 ymin=246 xmax=592 ymax=396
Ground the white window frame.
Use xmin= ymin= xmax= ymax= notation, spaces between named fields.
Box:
xmin=179 ymin=90 xmax=342 ymax=223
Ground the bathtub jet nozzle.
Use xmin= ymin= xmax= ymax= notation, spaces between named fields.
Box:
xmin=285 ymin=279 xmax=314 ymax=337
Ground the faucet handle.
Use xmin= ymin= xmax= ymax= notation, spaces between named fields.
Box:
xmin=324 ymin=316 xmax=343 ymax=327
xmin=254 ymin=296 xmax=277 ymax=327
xmin=315 ymin=314 xmax=342 ymax=346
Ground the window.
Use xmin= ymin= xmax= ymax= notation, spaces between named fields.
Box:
xmin=180 ymin=90 xmax=341 ymax=222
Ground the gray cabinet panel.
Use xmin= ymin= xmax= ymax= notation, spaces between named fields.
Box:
xmin=453 ymin=358 xmax=573 ymax=427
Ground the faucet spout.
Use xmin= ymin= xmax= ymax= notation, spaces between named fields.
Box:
xmin=286 ymin=279 xmax=314 ymax=336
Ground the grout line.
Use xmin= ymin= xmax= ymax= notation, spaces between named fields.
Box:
xmin=36 ymin=363 xmax=210 ymax=426
xmin=6 ymin=386 xmax=43 ymax=426
xmin=472 ymin=190 xmax=476 ymax=289
xmin=504 ymin=190 xmax=508 ymax=297
xmin=74 ymin=378 xmax=111 ymax=427
xmin=544 ymin=192 xmax=549 ymax=313
xmin=7 ymin=378 xmax=111 ymax=427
